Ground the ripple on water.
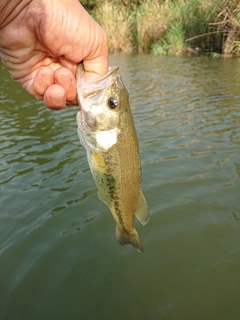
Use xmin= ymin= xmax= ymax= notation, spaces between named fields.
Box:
xmin=1 ymin=56 xmax=240 ymax=319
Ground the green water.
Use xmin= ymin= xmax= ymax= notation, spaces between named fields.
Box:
xmin=0 ymin=55 xmax=240 ymax=320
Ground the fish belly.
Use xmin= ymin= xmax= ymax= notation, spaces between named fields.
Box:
xmin=87 ymin=144 xmax=148 ymax=252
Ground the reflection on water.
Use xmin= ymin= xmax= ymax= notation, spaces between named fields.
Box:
xmin=0 ymin=56 xmax=240 ymax=319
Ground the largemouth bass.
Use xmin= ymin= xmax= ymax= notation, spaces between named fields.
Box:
xmin=76 ymin=64 xmax=149 ymax=252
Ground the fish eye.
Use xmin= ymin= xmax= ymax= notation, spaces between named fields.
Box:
xmin=108 ymin=97 xmax=118 ymax=109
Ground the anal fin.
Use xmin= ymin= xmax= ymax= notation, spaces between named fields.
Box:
xmin=134 ymin=190 xmax=149 ymax=226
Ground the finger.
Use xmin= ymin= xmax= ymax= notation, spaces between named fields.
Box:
xmin=82 ymin=30 xmax=109 ymax=83
xmin=82 ymin=53 xmax=109 ymax=83
xmin=32 ymin=67 xmax=55 ymax=97
xmin=54 ymin=67 xmax=77 ymax=102
xmin=59 ymin=56 xmax=77 ymax=74
xmin=43 ymin=84 xmax=66 ymax=110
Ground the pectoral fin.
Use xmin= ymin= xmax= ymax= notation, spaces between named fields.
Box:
xmin=134 ymin=190 xmax=149 ymax=226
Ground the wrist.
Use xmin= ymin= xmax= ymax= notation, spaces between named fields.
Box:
xmin=0 ymin=0 xmax=32 ymax=29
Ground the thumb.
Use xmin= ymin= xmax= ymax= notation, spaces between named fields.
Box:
xmin=82 ymin=50 xmax=109 ymax=83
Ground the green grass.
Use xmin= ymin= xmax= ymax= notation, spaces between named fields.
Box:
xmin=84 ymin=0 xmax=240 ymax=55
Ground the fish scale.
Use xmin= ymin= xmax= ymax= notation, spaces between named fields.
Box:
xmin=76 ymin=64 xmax=149 ymax=252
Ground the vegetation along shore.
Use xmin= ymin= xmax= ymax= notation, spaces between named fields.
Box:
xmin=82 ymin=0 xmax=240 ymax=56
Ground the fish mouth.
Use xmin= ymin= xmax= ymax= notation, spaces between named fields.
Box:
xmin=77 ymin=65 xmax=120 ymax=99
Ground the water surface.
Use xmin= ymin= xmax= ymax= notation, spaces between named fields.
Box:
xmin=1 ymin=55 xmax=240 ymax=319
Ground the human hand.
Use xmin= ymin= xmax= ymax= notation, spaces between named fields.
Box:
xmin=0 ymin=0 xmax=108 ymax=110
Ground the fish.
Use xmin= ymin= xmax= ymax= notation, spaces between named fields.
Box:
xmin=76 ymin=64 xmax=149 ymax=252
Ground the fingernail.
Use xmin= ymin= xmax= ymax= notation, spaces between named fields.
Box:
xmin=56 ymin=75 xmax=72 ymax=89
xmin=41 ymin=73 xmax=52 ymax=85
xmin=49 ymin=94 xmax=65 ymax=106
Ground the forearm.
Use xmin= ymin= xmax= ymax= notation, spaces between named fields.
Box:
xmin=0 ymin=0 xmax=32 ymax=29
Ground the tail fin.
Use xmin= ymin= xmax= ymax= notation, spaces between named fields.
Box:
xmin=116 ymin=226 xmax=143 ymax=253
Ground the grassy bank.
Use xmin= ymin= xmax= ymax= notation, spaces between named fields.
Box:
xmin=82 ymin=0 xmax=240 ymax=55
